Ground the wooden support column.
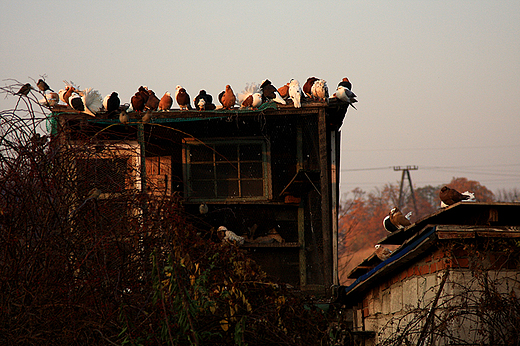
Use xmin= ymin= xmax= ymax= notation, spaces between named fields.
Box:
xmin=296 ymin=125 xmax=306 ymax=287
xmin=318 ymin=108 xmax=332 ymax=285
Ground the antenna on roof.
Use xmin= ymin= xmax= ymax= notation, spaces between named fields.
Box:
xmin=393 ymin=165 xmax=418 ymax=215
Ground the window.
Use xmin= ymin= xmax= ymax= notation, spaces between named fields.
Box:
xmin=183 ymin=138 xmax=271 ymax=201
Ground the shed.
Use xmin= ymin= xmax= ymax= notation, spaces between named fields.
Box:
xmin=50 ymin=99 xmax=351 ymax=293
xmin=340 ymin=202 xmax=520 ymax=345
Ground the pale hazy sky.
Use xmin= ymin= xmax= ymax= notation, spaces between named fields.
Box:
xmin=2 ymin=0 xmax=519 ymax=197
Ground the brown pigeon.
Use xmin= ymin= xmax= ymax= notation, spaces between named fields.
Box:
xmin=37 ymin=79 xmax=54 ymax=92
xmin=439 ymin=186 xmax=471 ymax=206
xmin=277 ymin=82 xmax=290 ymax=99
xmin=389 ymin=207 xmax=411 ymax=229
xmin=16 ymin=83 xmax=33 ymax=96
xmin=220 ymin=85 xmax=236 ymax=110
xmin=176 ymin=87 xmax=192 ymax=110
xmin=131 ymin=92 xmax=145 ymax=113
xmin=158 ymin=91 xmax=173 ymax=111
xmin=145 ymin=89 xmax=160 ymax=111
xmin=303 ymin=77 xmax=318 ymax=98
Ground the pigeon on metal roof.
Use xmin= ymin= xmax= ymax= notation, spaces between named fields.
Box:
xmin=260 ymin=79 xmax=286 ymax=104
xmin=104 ymin=92 xmax=120 ymax=113
xmin=131 ymin=87 xmax=148 ymax=113
xmin=375 ymin=244 xmax=392 ymax=261
xmin=288 ymin=79 xmax=303 ymax=108
xmin=145 ymin=89 xmax=160 ymax=111
xmin=311 ymin=79 xmax=329 ymax=101
xmin=199 ymin=202 xmax=208 ymax=215
xmin=37 ymin=79 xmax=54 ymax=93
xmin=240 ymin=92 xmax=262 ymax=110
xmin=68 ymin=87 xmax=102 ymax=116
xmin=439 ymin=186 xmax=473 ymax=207
xmin=335 ymin=85 xmax=358 ymax=109
xmin=303 ymin=77 xmax=318 ymax=98
xmin=15 ymin=83 xmax=33 ymax=96
xmin=277 ymin=82 xmax=290 ymax=100
xmin=383 ymin=215 xmax=398 ymax=233
xmin=194 ymin=90 xmax=214 ymax=111
xmin=176 ymin=87 xmax=192 ymax=110
xmin=158 ymin=91 xmax=173 ymax=111
xmin=219 ymin=85 xmax=236 ymax=110
xmin=389 ymin=207 xmax=412 ymax=229
xmin=337 ymin=77 xmax=352 ymax=91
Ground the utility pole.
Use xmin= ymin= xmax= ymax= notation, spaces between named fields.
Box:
xmin=393 ymin=165 xmax=418 ymax=215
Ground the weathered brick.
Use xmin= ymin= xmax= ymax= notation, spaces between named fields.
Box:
xmin=424 ymin=254 xmax=432 ymax=263
xmin=420 ymin=264 xmax=430 ymax=275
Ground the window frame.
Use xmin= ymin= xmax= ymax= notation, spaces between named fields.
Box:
xmin=182 ymin=137 xmax=271 ymax=202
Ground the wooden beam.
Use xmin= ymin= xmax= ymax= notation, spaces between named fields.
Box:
xmin=318 ymin=107 xmax=332 ymax=285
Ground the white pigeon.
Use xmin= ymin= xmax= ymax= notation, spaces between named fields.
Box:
xmin=335 ymin=85 xmax=358 ymax=109
xmin=311 ymin=79 xmax=329 ymax=101
xmin=68 ymin=87 xmax=103 ymax=116
xmin=288 ymin=79 xmax=303 ymax=108
xmin=237 ymin=82 xmax=261 ymax=105
xmin=218 ymin=226 xmax=245 ymax=246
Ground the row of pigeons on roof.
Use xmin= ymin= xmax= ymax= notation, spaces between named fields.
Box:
xmin=13 ymin=77 xmax=358 ymax=117
xmin=375 ymin=186 xmax=476 ymax=260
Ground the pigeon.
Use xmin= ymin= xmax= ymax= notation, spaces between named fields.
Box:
xmin=105 ymin=92 xmax=120 ymax=113
xmin=141 ymin=110 xmax=152 ymax=123
xmin=311 ymin=79 xmax=329 ymax=101
xmin=59 ymin=86 xmax=74 ymax=104
xmin=260 ymin=79 xmax=286 ymax=104
xmin=158 ymin=91 xmax=173 ymax=111
xmin=288 ymin=79 xmax=303 ymax=108
xmin=119 ymin=109 xmax=129 ymax=125
xmin=439 ymin=186 xmax=472 ymax=207
xmin=240 ymin=92 xmax=262 ymax=110
xmin=335 ymin=86 xmax=358 ymax=109
xmin=15 ymin=83 xmax=33 ymax=96
xmin=277 ymin=82 xmax=290 ymax=99
xmin=199 ymin=202 xmax=208 ymax=215
xmin=389 ymin=207 xmax=412 ymax=229
xmin=383 ymin=215 xmax=399 ymax=233
xmin=37 ymin=79 xmax=54 ymax=92
xmin=68 ymin=87 xmax=103 ymax=116
xmin=337 ymin=77 xmax=352 ymax=91
xmin=218 ymin=226 xmax=245 ymax=246
xmin=194 ymin=90 xmax=214 ymax=110
xmin=219 ymin=85 xmax=236 ymax=110
xmin=145 ymin=89 xmax=160 ymax=111
xmin=131 ymin=88 xmax=147 ymax=113
xmin=176 ymin=87 xmax=192 ymax=110
xmin=375 ymin=244 xmax=392 ymax=261
xmin=38 ymin=92 xmax=59 ymax=107
xmin=303 ymin=77 xmax=318 ymax=98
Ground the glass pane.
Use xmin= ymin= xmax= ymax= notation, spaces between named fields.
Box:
xmin=190 ymin=145 xmax=213 ymax=162
xmin=216 ymin=162 xmax=237 ymax=180
xmin=217 ymin=180 xmax=239 ymax=198
xmin=240 ymin=162 xmax=263 ymax=179
xmin=239 ymin=144 xmax=262 ymax=161
xmin=190 ymin=180 xmax=215 ymax=198
xmin=241 ymin=180 xmax=263 ymax=197
xmin=215 ymin=144 xmax=237 ymax=162
xmin=191 ymin=164 xmax=214 ymax=180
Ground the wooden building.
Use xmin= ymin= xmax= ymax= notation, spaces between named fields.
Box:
xmin=50 ymin=99 xmax=351 ymax=292
xmin=340 ymin=202 xmax=520 ymax=345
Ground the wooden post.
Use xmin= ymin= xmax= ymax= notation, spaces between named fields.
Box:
xmin=318 ymin=108 xmax=332 ymax=285
xmin=297 ymin=125 xmax=307 ymax=286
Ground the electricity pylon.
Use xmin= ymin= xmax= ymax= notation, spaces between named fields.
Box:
xmin=393 ymin=165 xmax=418 ymax=215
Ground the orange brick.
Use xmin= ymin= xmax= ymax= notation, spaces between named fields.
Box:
xmin=401 ymin=271 xmax=408 ymax=281
xmin=420 ymin=264 xmax=430 ymax=275
xmin=363 ymin=308 xmax=369 ymax=317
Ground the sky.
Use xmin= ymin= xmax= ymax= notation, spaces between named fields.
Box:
xmin=1 ymin=0 xmax=519 ymax=199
